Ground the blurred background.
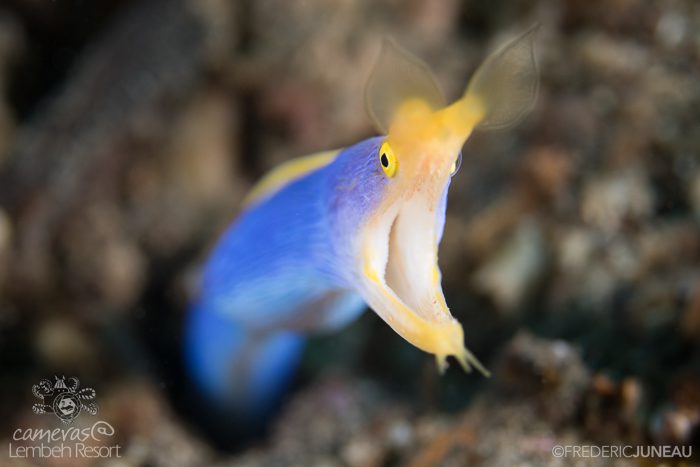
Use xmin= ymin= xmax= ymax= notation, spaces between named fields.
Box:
xmin=0 ymin=0 xmax=698 ymax=465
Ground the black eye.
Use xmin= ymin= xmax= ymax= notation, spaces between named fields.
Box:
xmin=380 ymin=153 xmax=389 ymax=168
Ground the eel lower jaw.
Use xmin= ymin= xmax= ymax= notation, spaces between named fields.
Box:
xmin=359 ymin=194 xmax=489 ymax=375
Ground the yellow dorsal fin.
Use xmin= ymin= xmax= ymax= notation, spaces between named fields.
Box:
xmin=243 ymin=149 xmax=340 ymax=207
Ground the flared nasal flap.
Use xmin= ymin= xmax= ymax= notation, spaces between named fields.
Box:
xmin=466 ymin=26 xmax=539 ymax=130
xmin=365 ymin=38 xmax=445 ymax=134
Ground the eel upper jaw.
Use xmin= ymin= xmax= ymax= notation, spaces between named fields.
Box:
xmin=358 ymin=187 xmax=488 ymax=375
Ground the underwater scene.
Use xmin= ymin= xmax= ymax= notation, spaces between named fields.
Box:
xmin=0 ymin=0 xmax=698 ymax=466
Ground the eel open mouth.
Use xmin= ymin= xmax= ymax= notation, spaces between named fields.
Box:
xmin=359 ymin=189 xmax=489 ymax=375
xmin=384 ymin=195 xmax=445 ymax=321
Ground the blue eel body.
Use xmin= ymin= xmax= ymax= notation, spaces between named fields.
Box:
xmin=185 ymin=136 xmax=449 ymax=419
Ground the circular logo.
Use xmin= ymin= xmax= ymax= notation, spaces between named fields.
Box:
xmin=53 ymin=393 xmax=81 ymax=422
